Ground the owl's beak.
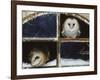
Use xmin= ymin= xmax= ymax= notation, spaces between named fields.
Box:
xmin=70 ymin=26 xmax=74 ymax=29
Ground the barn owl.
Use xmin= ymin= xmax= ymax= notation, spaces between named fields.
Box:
xmin=29 ymin=49 xmax=49 ymax=67
xmin=62 ymin=18 xmax=80 ymax=38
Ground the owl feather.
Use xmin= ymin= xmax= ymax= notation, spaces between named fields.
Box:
xmin=62 ymin=18 xmax=80 ymax=38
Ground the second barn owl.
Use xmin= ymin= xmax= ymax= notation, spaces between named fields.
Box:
xmin=29 ymin=48 xmax=49 ymax=67
xmin=62 ymin=18 xmax=80 ymax=38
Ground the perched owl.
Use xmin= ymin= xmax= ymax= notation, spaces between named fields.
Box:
xmin=29 ymin=48 xmax=49 ymax=67
xmin=62 ymin=18 xmax=80 ymax=38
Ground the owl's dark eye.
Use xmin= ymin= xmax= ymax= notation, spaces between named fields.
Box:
xmin=35 ymin=56 xmax=39 ymax=60
xmin=73 ymin=23 xmax=75 ymax=26
xmin=68 ymin=23 xmax=70 ymax=26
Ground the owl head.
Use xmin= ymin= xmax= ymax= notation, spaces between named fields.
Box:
xmin=63 ymin=18 xmax=80 ymax=32
xmin=29 ymin=48 xmax=49 ymax=67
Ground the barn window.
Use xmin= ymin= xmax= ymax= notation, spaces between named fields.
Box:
xmin=22 ymin=11 xmax=89 ymax=69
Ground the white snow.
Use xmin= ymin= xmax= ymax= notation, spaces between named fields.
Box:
xmin=61 ymin=58 xmax=89 ymax=66
xmin=43 ymin=59 xmax=57 ymax=66
xmin=22 ymin=63 xmax=32 ymax=68
xmin=22 ymin=58 xmax=89 ymax=68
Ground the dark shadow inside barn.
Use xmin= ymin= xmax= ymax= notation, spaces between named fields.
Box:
xmin=60 ymin=42 xmax=89 ymax=61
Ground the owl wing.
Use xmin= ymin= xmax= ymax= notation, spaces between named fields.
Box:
xmin=77 ymin=30 xmax=81 ymax=36
xmin=62 ymin=30 xmax=66 ymax=37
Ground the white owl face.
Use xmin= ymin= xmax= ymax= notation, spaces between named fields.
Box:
xmin=63 ymin=18 xmax=79 ymax=32
xmin=29 ymin=49 xmax=48 ymax=67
